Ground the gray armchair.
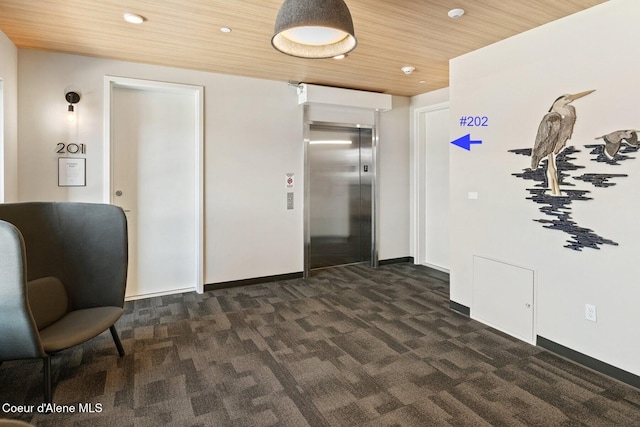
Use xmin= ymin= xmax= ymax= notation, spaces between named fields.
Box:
xmin=0 ymin=202 xmax=128 ymax=403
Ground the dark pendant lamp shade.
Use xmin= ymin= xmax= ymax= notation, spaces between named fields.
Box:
xmin=272 ymin=0 xmax=357 ymax=59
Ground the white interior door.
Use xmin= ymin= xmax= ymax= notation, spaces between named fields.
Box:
xmin=424 ymin=107 xmax=450 ymax=270
xmin=109 ymin=80 xmax=202 ymax=299
xmin=414 ymin=104 xmax=450 ymax=271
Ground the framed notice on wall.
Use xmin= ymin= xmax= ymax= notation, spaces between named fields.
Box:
xmin=58 ymin=157 xmax=86 ymax=187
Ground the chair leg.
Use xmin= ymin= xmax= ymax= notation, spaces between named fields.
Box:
xmin=43 ymin=356 xmax=52 ymax=403
xmin=110 ymin=325 xmax=125 ymax=357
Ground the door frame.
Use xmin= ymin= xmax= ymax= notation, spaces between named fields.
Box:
xmin=411 ymin=102 xmax=449 ymax=271
xmin=103 ymin=76 xmax=204 ymax=295
xmin=303 ymin=112 xmax=379 ymax=277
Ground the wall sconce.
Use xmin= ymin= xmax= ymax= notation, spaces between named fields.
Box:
xmin=65 ymin=91 xmax=81 ymax=122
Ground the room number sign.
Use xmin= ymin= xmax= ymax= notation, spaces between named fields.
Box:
xmin=56 ymin=142 xmax=86 ymax=154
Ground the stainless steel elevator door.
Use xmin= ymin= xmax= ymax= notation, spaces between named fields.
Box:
xmin=309 ymin=124 xmax=372 ymax=269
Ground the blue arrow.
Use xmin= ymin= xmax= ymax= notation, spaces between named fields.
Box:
xmin=451 ymin=134 xmax=482 ymax=151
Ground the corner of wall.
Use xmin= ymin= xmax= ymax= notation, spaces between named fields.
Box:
xmin=449 ymin=0 xmax=640 ymax=376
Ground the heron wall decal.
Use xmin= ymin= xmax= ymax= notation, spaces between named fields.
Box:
xmin=510 ymin=90 xmax=640 ymax=251
xmin=530 ymin=90 xmax=595 ymax=195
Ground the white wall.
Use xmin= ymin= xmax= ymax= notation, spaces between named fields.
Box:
xmin=16 ymin=50 xmax=411 ymax=284
xmin=0 ymin=30 xmax=18 ymax=202
xmin=379 ymin=96 xmax=410 ymax=260
xmin=450 ymin=0 xmax=640 ymax=375
xmin=411 ymin=88 xmax=449 ymax=109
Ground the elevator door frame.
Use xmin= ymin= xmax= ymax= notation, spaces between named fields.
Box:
xmin=304 ymin=117 xmax=379 ymax=278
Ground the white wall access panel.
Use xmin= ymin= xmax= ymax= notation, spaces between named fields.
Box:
xmin=472 ymin=256 xmax=535 ymax=344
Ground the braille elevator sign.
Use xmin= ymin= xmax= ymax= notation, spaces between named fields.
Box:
xmin=286 ymin=173 xmax=294 ymax=189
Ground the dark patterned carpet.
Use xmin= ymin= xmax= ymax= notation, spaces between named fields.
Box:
xmin=1 ymin=263 xmax=639 ymax=426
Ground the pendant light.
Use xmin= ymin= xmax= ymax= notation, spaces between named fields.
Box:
xmin=272 ymin=0 xmax=357 ymax=59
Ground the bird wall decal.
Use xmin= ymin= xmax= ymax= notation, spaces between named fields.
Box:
xmin=510 ymin=89 xmax=640 ymax=251
xmin=594 ymin=129 xmax=640 ymax=159
xmin=530 ymin=90 xmax=595 ymax=195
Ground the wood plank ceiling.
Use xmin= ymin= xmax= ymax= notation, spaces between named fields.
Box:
xmin=0 ymin=0 xmax=606 ymax=97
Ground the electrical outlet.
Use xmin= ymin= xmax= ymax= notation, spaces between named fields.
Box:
xmin=585 ymin=304 xmax=597 ymax=322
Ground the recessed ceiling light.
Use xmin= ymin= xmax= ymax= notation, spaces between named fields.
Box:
xmin=401 ymin=66 xmax=415 ymax=75
xmin=448 ymin=8 xmax=465 ymax=19
xmin=220 ymin=27 xmax=232 ymax=33
xmin=123 ymin=13 xmax=145 ymax=24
